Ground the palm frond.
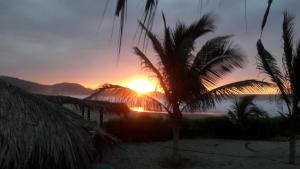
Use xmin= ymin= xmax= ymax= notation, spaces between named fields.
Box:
xmin=171 ymin=13 xmax=216 ymax=66
xmin=87 ymin=84 xmax=168 ymax=112
xmin=256 ymin=40 xmax=291 ymax=113
xmin=145 ymin=0 xmax=158 ymax=13
xmin=296 ymin=40 xmax=300 ymax=61
xmin=192 ymin=36 xmax=245 ymax=86
xmin=115 ymin=0 xmax=127 ymax=57
xmin=256 ymin=40 xmax=286 ymax=91
xmin=290 ymin=41 xmax=300 ymax=113
xmin=244 ymin=0 xmax=248 ymax=33
xmin=293 ymin=41 xmax=300 ymax=99
xmin=162 ymin=13 xmax=176 ymax=72
xmin=137 ymin=0 xmax=158 ymax=49
xmin=138 ymin=21 xmax=167 ymax=64
xmin=138 ymin=17 xmax=179 ymax=88
xmin=172 ymin=23 xmax=194 ymax=69
xmin=260 ymin=0 xmax=273 ymax=36
xmin=208 ymin=80 xmax=271 ymax=98
xmin=134 ymin=47 xmax=170 ymax=97
xmin=183 ymin=13 xmax=216 ymax=41
xmin=182 ymin=80 xmax=271 ymax=112
xmin=115 ymin=0 xmax=159 ymax=56
xmin=97 ymin=0 xmax=110 ymax=30
xmin=282 ymin=11 xmax=295 ymax=79
xmin=115 ymin=0 xmax=126 ymax=16
xmin=193 ymin=36 xmax=232 ymax=68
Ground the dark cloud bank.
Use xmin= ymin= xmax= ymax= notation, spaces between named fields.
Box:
xmin=0 ymin=0 xmax=299 ymax=87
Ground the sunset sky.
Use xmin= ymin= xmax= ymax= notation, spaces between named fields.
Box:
xmin=1 ymin=0 xmax=300 ymax=89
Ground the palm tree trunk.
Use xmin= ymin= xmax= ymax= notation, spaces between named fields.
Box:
xmin=289 ymin=134 xmax=296 ymax=164
xmin=172 ymin=122 xmax=180 ymax=159
xmin=99 ymin=111 xmax=103 ymax=126
xmin=171 ymin=103 xmax=182 ymax=160
xmin=289 ymin=103 xmax=298 ymax=165
xmin=81 ymin=106 xmax=85 ymax=118
xmin=87 ymin=107 xmax=91 ymax=121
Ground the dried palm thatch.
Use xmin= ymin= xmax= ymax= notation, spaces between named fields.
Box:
xmin=42 ymin=95 xmax=131 ymax=117
xmin=86 ymin=84 xmax=164 ymax=112
xmin=0 ymin=80 xmax=116 ymax=169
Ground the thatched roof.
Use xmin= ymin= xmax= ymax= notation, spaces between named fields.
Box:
xmin=0 ymin=80 xmax=115 ymax=169
xmin=42 ymin=95 xmax=131 ymax=116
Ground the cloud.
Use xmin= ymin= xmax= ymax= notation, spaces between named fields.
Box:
xmin=0 ymin=0 xmax=300 ymax=87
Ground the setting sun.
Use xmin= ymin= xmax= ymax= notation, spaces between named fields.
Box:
xmin=131 ymin=106 xmax=144 ymax=112
xmin=126 ymin=79 xmax=156 ymax=93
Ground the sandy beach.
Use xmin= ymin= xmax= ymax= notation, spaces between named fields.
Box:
xmin=102 ymin=139 xmax=300 ymax=169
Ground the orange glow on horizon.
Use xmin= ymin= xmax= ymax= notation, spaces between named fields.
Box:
xmin=82 ymin=83 xmax=102 ymax=89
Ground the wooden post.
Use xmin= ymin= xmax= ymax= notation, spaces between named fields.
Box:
xmin=81 ymin=106 xmax=85 ymax=119
xmin=99 ymin=111 xmax=104 ymax=126
xmin=87 ymin=107 xmax=91 ymax=121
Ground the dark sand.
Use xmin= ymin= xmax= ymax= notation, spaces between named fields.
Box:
xmin=102 ymin=139 xmax=300 ymax=169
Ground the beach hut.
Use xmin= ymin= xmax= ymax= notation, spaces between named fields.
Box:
xmin=42 ymin=95 xmax=131 ymax=124
xmin=0 ymin=80 xmax=115 ymax=169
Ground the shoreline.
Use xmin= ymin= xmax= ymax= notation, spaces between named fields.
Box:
xmin=131 ymin=111 xmax=227 ymax=119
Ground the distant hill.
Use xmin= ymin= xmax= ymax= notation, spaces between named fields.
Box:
xmin=0 ymin=76 xmax=94 ymax=96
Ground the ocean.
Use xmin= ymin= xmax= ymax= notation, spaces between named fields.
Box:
xmin=203 ymin=95 xmax=288 ymax=117
xmin=71 ymin=94 xmax=288 ymax=118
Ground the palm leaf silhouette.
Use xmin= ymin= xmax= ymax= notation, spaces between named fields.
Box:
xmin=87 ymin=84 xmax=166 ymax=112
xmin=228 ymin=95 xmax=268 ymax=127
xmin=260 ymin=0 xmax=273 ymax=35
xmin=256 ymin=11 xmax=300 ymax=164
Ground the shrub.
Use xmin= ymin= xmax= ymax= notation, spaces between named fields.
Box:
xmin=104 ymin=114 xmax=300 ymax=142
xmin=104 ymin=114 xmax=172 ymax=142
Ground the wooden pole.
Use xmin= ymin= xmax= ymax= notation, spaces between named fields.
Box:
xmin=99 ymin=111 xmax=104 ymax=126
xmin=81 ymin=106 xmax=85 ymax=119
xmin=87 ymin=107 xmax=91 ymax=121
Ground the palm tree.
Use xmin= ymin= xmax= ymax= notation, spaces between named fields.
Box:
xmin=228 ymin=95 xmax=268 ymax=128
xmin=256 ymin=12 xmax=300 ymax=164
xmin=89 ymin=13 xmax=269 ymax=159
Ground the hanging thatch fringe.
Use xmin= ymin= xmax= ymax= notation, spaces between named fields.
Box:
xmin=42 ymin=95 xmax=131 ymax=116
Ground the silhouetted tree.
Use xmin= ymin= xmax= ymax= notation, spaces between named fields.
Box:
xmin=228 ymin=95 xmax=268 ymax=129
xmin=90 ymin=13 xmax=269 ymax=159
xmin=257 ymin=12 xmax=300 ymax=164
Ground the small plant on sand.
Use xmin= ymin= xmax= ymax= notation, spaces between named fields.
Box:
xmin=228 ymin=95 xmax=268 ymax=129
